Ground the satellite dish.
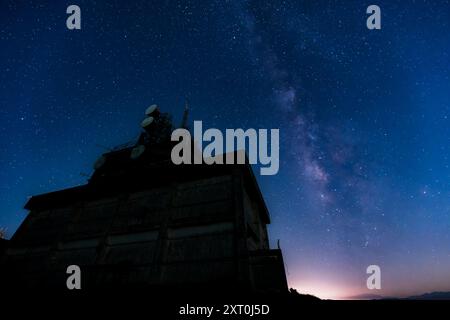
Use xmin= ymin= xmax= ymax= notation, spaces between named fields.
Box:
xmin=130 ymin=145 xmax=145 ymax=159
xmin=141 ymin=116 xmax=154 ymax=128
xmin=93 ymin=155 xmax=106 ymax=170
xmin=145 ymin=104 xmax=158 ymax=116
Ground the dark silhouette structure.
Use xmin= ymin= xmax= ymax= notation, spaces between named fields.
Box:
xmin=0 ymin=238 xmax=8 ymax=256
xmin=0 ymin=108 xmax=288 ymax=292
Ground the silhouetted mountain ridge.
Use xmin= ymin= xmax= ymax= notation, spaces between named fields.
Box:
xmin=405 ymin=291 xmax=450 ymax=300
xmin=346 ymin=291 xmax=450 ymax=300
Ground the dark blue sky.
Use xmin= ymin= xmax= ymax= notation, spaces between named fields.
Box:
xmin=1 ymin=0 xmax=450 ymax=298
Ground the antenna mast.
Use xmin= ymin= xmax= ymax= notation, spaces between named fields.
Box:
xmin=181 ymin=98 xmax=190 ymax=129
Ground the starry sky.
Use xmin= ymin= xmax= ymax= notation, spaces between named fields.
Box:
xmin=1 ymin=0 xmax=450 ymax=299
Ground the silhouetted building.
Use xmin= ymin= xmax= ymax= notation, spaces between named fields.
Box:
xmin=0 ymin=238 xmax=8 ymax=256
xmin=0 ymin=107 xmax=288 ymax=292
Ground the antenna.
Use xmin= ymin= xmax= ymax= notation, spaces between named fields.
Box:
xmin=130 ymin=144 xmax=145 ymax=159
xmin=93 ymin=155 xmax=106 ymax=170
xmin=181 ymin=98 xmax=189 ymax=129
xmin=145 ymin=104 xmax=158 ymax=116
xmin=141 ymin=116 xmax=154 ymax=128
xmin=141 ymin=104 xmax=159 ymax=130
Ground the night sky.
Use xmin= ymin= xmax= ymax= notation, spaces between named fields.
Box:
xmin=1 ymin=1 xmax=450 ymax=299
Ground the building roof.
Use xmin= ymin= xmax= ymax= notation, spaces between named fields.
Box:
xmin=25 ymin=145 xmax=271 ymax=224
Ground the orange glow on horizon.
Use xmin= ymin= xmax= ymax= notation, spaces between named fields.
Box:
xmin=290 ymin=282 xmax=358 ymax=300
